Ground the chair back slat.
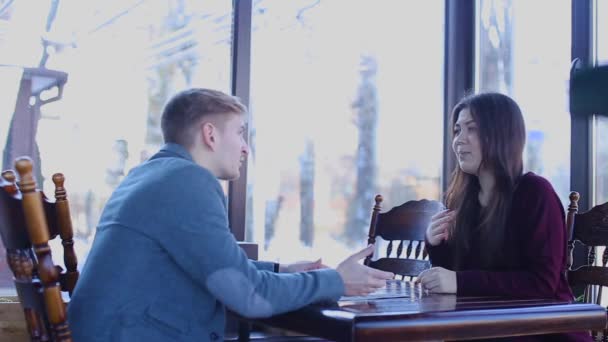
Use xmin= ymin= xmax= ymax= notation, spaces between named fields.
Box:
xmin=386 ymin=240 xmax=393 ymax=258
xmin=52 ymin=174 xmax=78 ymax=295
xmin=414 ymin=240 xmax=423 ymax=259
xmin=396 ymin=240 xmax=403 ymax=258
xmin=404 ymin=240 xmax=411 ymax=259
xmin=588 ymin=248 xmax=597 ymax=268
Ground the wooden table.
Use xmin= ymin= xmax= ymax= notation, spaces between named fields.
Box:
xmin=249 ymin=282 xmax=606 ymax=341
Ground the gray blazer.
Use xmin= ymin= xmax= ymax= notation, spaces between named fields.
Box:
xmin=68 ymin=143 xmax=344 ymax=342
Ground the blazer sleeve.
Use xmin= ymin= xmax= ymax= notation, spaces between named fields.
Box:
xmin=455 ymin=177 xmax=566 ymax=298
xmin=157 ymin=165 xmax=344 ymax=318
xmin=253 ymin=261 xmax=276 ymax=272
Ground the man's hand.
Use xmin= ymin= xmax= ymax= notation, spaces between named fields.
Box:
xmin=336 ymin=245 xmax=394 ymax=296
xmin=416 ymin=267 xmax=457 ymax=294
xmin=425 ymin=209 xmax=455 ymax=246
xmin=279 ymin=259 xmax=327 ymax=273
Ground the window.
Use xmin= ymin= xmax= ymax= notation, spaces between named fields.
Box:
xmin=476 ymin=0 xmax=571 ymax=205
xmin=595 ymin=0 xmax=608 ymax=205
xmin=597 ymin=116 xmax=608 ymax=204
xmin=599 ymin=0 xmax=608 ymax=65
xmin=0 ymin=0 xmax=232 ymax=294
xmin=247 ymin=1 xmax=445 ymax=266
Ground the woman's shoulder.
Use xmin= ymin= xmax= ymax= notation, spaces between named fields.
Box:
xmin=515 ymin=172 xmax=557 ymax=196
xmin=513 ymin=173 xmax=564 ymax=214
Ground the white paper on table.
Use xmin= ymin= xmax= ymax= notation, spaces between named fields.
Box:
xmin=339 ymin=279 xmax=422 ymax=301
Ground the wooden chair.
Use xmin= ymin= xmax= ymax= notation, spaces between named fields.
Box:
xmin=0 ymin=157 xmax=78 ymax=342
xmin=566 ymin=191 xmax=608 ymax=341
xmin=364 ymin=195 xmax=444 ymax=279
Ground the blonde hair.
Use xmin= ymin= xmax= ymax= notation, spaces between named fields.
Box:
xmin=161 ymin=88 xmax=246 ymax=148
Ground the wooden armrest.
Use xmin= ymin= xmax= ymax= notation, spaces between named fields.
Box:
xmin=238 ymin=242 xmax=259 ymax=261
xmin=59 ymin=271 xmax=79 ymax=295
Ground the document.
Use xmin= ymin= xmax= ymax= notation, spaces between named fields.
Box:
xmin=339 ymin=279 xmax=422 ymax=301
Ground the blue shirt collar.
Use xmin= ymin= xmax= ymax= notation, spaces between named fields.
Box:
xmin=158 ymin=143 xmax=194 ymax=162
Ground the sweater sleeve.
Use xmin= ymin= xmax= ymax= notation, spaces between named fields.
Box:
xmin=425 ymin=239 xmax=454 ymax=269
xmin=456 ymin=175 xmax=567 ymax=298
xmin=158 ymin=166 xmax=344 ymax=318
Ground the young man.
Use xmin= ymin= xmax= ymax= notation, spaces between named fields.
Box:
xmin=68 ymin=88 xmax=393 ymax=342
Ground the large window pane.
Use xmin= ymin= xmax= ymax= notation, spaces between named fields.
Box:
xmin=0 ymin=0 xmax=232 ymax=294
xmin=248 ymin=1 xmax=445 ymax=266
xmin=476 ymin=0 xmax=571 ymax=205
xmin=596 ymin=0 xmax=608 ymax=204
xmin=597 ymin=117 xmax=608 ymax=204
xmin=598 ymin=0 xmax=608 ymax=65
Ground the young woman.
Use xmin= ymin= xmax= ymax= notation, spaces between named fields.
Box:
xmin=418 ymin=92 xmax=591 ymax=341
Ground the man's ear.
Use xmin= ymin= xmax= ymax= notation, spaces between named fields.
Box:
xmin=201 ymin=122 xmax=217 ymax=151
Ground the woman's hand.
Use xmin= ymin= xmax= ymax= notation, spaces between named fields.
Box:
xmin=425 ymin=209 xmax=455 ymax=246
xmin=416 ymin=267 xmax=457 ymax=294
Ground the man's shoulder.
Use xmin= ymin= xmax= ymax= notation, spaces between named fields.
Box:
xmin=105 ymin=157 xmax=223 ymax=218
xmin=136 ymin=156 xmax=218 ymax=186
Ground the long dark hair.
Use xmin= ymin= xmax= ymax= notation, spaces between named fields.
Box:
xmin=445 ymin=92 xmax=526 ymax=269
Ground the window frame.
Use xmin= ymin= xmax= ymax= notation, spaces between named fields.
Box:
xmin=228 ymin=0 xmax=252 ymax=241
xmin=570 ymin=0 xmax=595 ymax=212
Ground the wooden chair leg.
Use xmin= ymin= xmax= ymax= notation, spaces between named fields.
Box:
xmin=238 ymin=321 xmax=252 ymax=342
xmin=23 ymin=308 xmax=49 ymax=342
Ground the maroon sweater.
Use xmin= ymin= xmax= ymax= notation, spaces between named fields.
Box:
xmin=427 ymin=172 xmax=591 ymax=341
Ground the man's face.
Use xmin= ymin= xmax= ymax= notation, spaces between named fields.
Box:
xmin=215 ymin=113 xmax=248 ymax=180
xmin=452 ymin=108 xmax=483 ymax=175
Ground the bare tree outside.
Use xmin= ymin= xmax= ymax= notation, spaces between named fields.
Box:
xmin=299 ymin=138 xmax=315 ymax=246
xmin=264 ymin=196 xmax=283 ymax=250
xmin=479 ymin=0 xmax=513 ymax=94
xmin=344 ymin=55 xmax=378 ymax=246
xmin=145 ymin=2 xmax=191 ymax=151
xmin=479 ymin=0 xmax=544 ymax=177
xmin=245 ymin=115 xmax=256 ymax=242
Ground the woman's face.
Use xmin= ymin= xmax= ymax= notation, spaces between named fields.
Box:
xmin=452 ymin=108 xmax=483 ymax=175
